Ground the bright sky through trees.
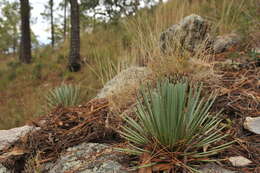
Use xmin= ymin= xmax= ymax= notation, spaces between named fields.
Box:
xmin=5 ymin=0 xmax=62 ymax=44
xmin=2 ymin=0 xmax=167 ymax=44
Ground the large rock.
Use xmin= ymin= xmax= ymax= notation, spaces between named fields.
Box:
xmin=160 ymin=14 xmax=241 ymax=54
xmin=160 ymin=14 xmax=212 ymax=53
xmin=0 ymin=125 xmax=38 ymax=151
xmin=97 ymin=67 xmax=152 ymax=99
xmin=243 ymin=117 xmax=260 ymax=134
xmin=213 ymin=33 xmax=241 ymax=53
xmin=46 ymin=143 xmax=128 ymax=173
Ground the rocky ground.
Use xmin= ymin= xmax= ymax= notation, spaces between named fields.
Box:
xmin=0 ymin=14 xmax=259 ymax=173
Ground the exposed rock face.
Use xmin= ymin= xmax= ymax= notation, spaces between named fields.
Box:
xmin=0 ymin=125 xmax=39 ymax=151
xmin=0 ymin=164 xmax=10 ymax=173
xmin=97 ymin=67 xmax=152 ymax=99
xmin=160 ymin=14 xmax=241 ymax=54
xmin=199 ymin=164 xmax=236 ymax=173
xmin=160 ymin=14 xmax=212 ymax=53
xmin=243 ymin=117 xmax=260 ymax=134
xmin=45 ymin=143 xmax=128 ymax=173
xmin=213 ymin=33 xmax=241 ymax=53
xmin=228 ymin=156 xmax=252 ymax=167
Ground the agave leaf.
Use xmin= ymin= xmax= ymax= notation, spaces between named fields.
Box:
xmin=119 ymin=79 xmax=232 ymax=172
xmin=45 ymin=84 xmax=84 ymax=109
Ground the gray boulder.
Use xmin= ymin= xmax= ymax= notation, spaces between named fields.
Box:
xmin=160 ymin=14 xmax=241 ymax=54
xmin=213 ymin=33 xmax=241 ymax=53
xmin=0 ymin=125 xmax=39 ymax=151
xmin=46 ymin=143 xmax=128 ymax=173
xmin=160 ymin=14 xmax=212 ymax=53
xmin=97 ymin=66 xmax=152 ymax=99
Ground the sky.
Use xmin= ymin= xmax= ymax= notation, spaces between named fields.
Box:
xmin=7 ymin=0 xmax=63 ymax=44
xmin=30 ymin=0 xmax=62 ymax=44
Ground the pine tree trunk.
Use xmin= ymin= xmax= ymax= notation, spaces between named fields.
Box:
xmin=68 ymin=0 xmax=81 ymax=72
xmin=50 ymin=0 xmax=55 ymax=47
xmin=19 ymin=0 xmax=31 ymax=64
xmin=63 ymin=0 xmax=67 ymax=39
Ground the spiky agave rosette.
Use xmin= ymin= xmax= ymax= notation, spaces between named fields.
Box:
xmin=119 ymin=80 xmax=233 ymax=172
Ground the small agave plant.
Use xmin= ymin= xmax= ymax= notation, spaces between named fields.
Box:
xmin=45 ymin=84 xmax=84 ymax=109
xmin=119 ymin=80 xmax=232 ymax=172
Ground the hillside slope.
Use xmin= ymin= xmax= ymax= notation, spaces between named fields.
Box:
xmin=0 ymin=0 xmax=259 ymax=130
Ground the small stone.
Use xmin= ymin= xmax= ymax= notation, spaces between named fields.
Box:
xmin=0 ymin=164 xmax=10 ymax=173
xmin=228 ymin=156 xmax=252 ymax=167
xmin=199 ymin=163 xmax=236 ymax=173
xmin=243 ymin=117 xmax=260 ymax=134
xmin=213 ymin=33 xmax=241 ymax=53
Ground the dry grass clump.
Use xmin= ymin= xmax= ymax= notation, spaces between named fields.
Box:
xmin=0 ymin=0 xmax=259 ymax=129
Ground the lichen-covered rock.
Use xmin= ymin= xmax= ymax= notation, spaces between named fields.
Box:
xmin=199 ymin=164 xmax=236 ymax=173
xmin=0 ymin=125 xmax=39 ymax=151
xmin=160 ymin=14 xmax=212 ymax=53
xmin=243 ymin=117 xmax=260 ymax=134
xmin=213 ymin=33 xmax=241 ymax=53
xmin=97 ymin=66 xmax=152 ymax=99
xmin=160 ymin=14 xmax=242 ymax=54
xmin=46 ymin=143 xmax=128 ymax=173
xmin=0 ymin=164 xmax=10 ymax=173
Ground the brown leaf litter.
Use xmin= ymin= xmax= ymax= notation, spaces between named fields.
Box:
xmin=0 ymin=55 xmax=259 ymax=173
xmin=210 ymin=57 xmax=260 ymax=173
xmin=0 ymin=98 xmax=122 ymax=171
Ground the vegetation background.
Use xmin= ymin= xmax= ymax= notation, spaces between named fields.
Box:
xmin=0 ymin=0 xmax=259 ymax=129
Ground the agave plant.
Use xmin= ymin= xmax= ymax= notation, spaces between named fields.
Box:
xmin=45 ymin=84 xmax=84 ymax=109
xmin=120 ymin=80 xmax=232 ymax=172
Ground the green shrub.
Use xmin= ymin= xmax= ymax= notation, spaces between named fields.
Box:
xmin=56 ymin=53 xmax=66 ymax=64
xmin=120 ymin=80 xmax=232 ymax=172
xmin=32 ymin=63 xmax=43 ymax=80
xmin=45 ymin=84 xmax=85 ymax=109
xmin=0 ymin=69 xmax=3 ymax=78
xmin=6 ymin=61 xmax=21 ymax=69
xmin=7 ymin=71 xmax=17 ymax=81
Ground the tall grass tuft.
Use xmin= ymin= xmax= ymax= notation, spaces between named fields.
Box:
xmin=120 ymin=80 xmax=233 ymax=172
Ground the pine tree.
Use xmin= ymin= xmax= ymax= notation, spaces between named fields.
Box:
xmin=68 ymin=0 xmax=81 ymax=72
xmin=50 ymin=0 xmax=54 ymax=47
xmin=19 ymin=0 xmax=32 ymax=64
xmin=41 ymin=0 xmax=55 ymax=47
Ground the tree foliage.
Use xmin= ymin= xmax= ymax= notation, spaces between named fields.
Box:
xmin=80 ymin=0 xmax=159 ymax=21
xmin=0 ymin=0 xmax=20 ymax=53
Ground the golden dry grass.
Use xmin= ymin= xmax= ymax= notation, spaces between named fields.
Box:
xmin=0 ymin=0 xmax=259 ymax=129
